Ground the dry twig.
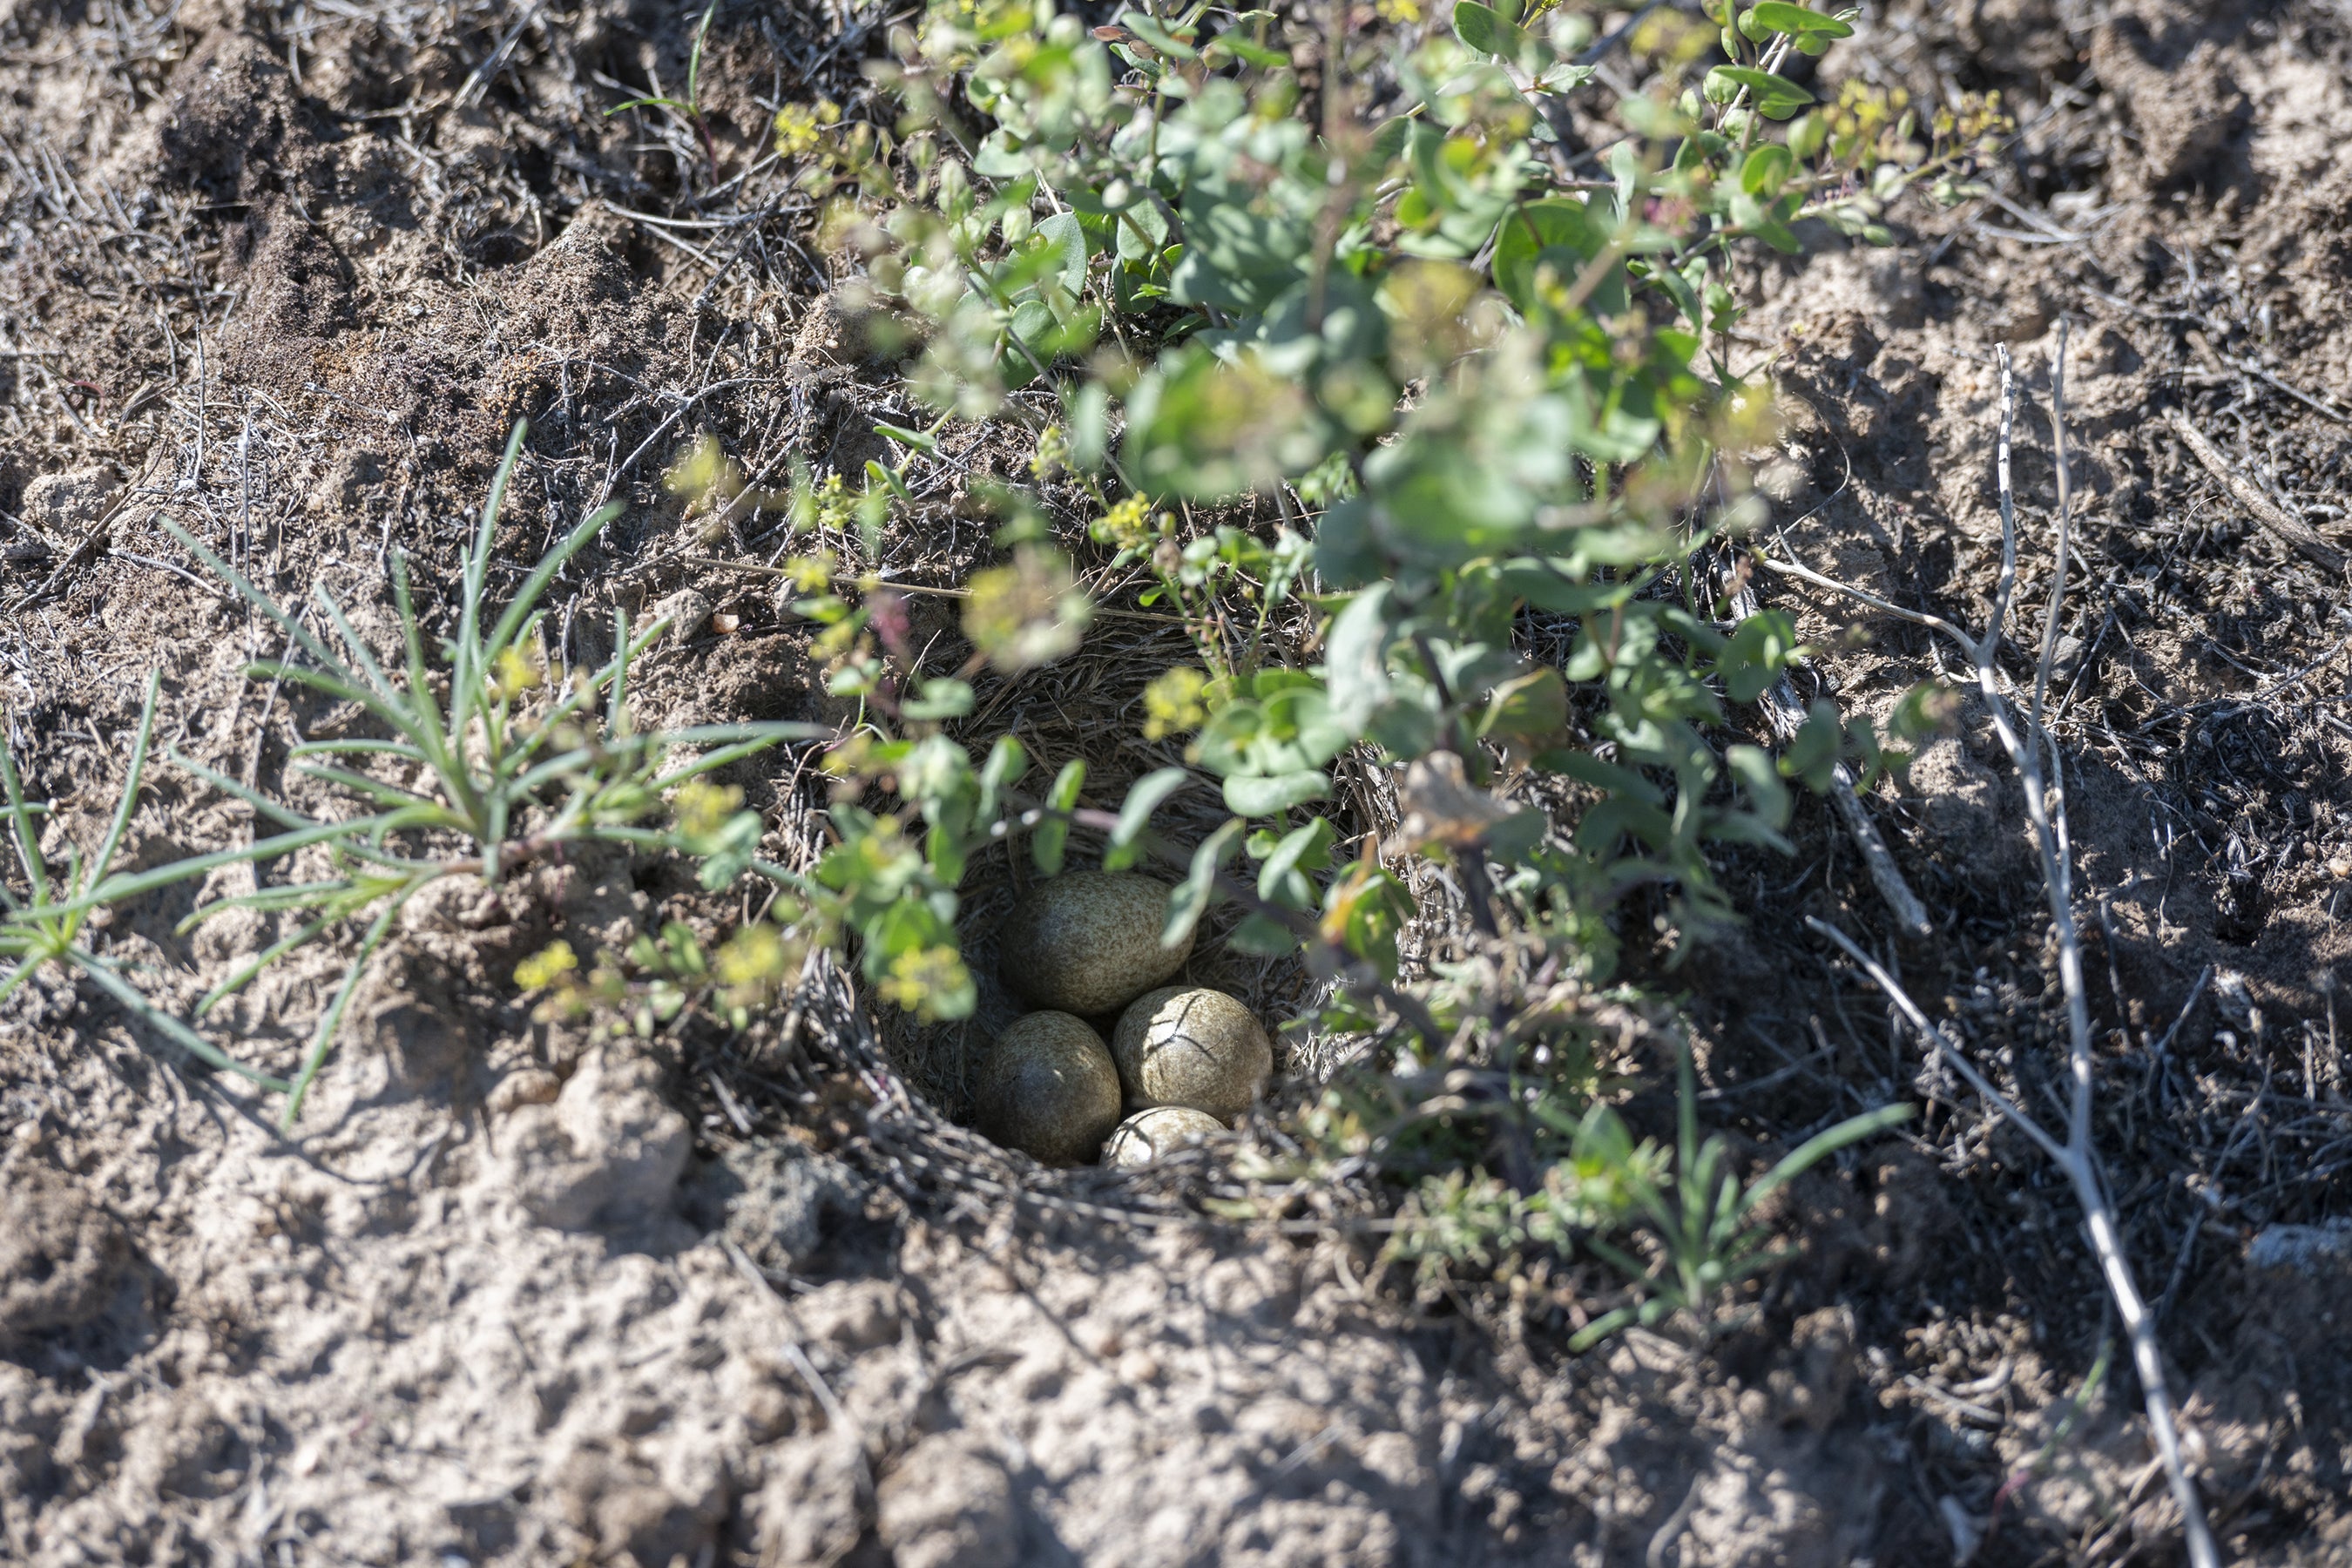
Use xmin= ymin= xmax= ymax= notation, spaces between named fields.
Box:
xmin=1819 ymin=325 xmax=2218 ymax=1568
xmin=2164 ymin=407 xmax=2345 ymax=573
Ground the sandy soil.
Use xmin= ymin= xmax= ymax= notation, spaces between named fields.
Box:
xmin=3 ymin=0 xmax=2349 ymax=1564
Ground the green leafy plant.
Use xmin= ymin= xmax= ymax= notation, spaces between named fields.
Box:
xmin=1557 ymin=1051 xmax=1910 ymax=1346
xmin=617 ymin=0 xmax=1983 ymax=1320
xmin=0 ymin=674 xmax=291 ymax=1093
xmin=796 ymin=0 xmax=2008 ymax=1002
xmin=14 ymin=421 xmax=815 ymax=1126
xmin=520 ymin=902 xmax=799 ymax=1038
xmin=733 ymin=0 xmax=2009 ymax=1061
xmin=1386 ymin=1047 xmax=1909 ymax=1345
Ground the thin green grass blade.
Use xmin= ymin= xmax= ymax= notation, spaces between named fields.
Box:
xmin=483 ymin=500 xmax=626 ymax=668
xmin=312 ymin=587 xmax=416 ymax=715
xmin=650 ymin=721 xmax=827 ymax=748
xmin=175 ymin=879 xmax=359 ymax=934
xmin=451 ymin=421 xmax=531 ymax=747
xmin=195 ymin=912 xmax=340 ymax=1017
xmin=507 ymin=747 xmax=599 ymax=795
xmin=747 ymin=857 xmax=820 ymax=894
xmin=287 ymin=762 xmax=460 ymax=819
xmin=57 ymin=816 xmax=398 ymax=923
xmin=1581 ymin=1233 xmax=1657 ymax=1290
xmin=686 ymin=0 xmax=716 ymax=103
xmin=281 ymin=890 xmax=411 ymax=1128
xmin=244 ymin=660 xmax=407 ymax=721
xmin=605 ymin=95 xmax=694 ymax=116
xmin=644 ymin=732 xmax=819 ymax=792
xmin=389 ymin=551 xmax=457 ymax=774
xmin=163 ymin=757 xmax=428 ymax=873
xmin=1737 ymin=1102 xmax=1913 ymax=1217
xmin=289 ymin=739 xmax=430 ymax=765
xmin=162 ymin=521 xmax=389 ymax=722
xmin=1566 ymin=1306 xmax=1638 ymax=1352
xmin=0 ymin=723 xmax=51 ymax=902
xmin=89 ymin=670 xmax=163 ymax=890
xmin=0 ymin=959 xmax=35 ymax=1006
xmin=500 ymin=688 xmax=605 ymax=774
xmin=71 ymin=950 xmax=294 ymax=1092
xmin=168 ymin=753 xmax=329 ymax=831
xmin=608 ymin=605 xmax=633 ymax=740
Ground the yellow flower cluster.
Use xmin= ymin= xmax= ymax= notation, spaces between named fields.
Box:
xmin=772 ymin=99 xmax=841 ymax=158
xmin=1830 ymin=80 xmax=1908 ymax=136
xmin=1931 ymin=91 xmax=2011 ymax=152
xmin=877 ymin=943 xmax=970 ymax=1016
xmin=1629 ymin=10 xmax=1717 ymax=72
xmin=1142 ymin=666 xmax=1209 ymax=741
xmin=492 ymin=642 xmax=546 ymax=702
xmin=1030 ymin=423 xmax=1069 ymax=479
xmin=672 ymin=779 xmax=745 ymax=840
xmin=963 ymin=547 xmax=1092 ymax=672
xmin=716 ymin=921 xmax=789 ymax=1009
xmin=663 ymin=433 xmax=745 ymax=513
xmin=515 ymin=940 xmax=578 ymax=992
xmin=776 ymin=551 xmax=835 ymax=592
xmin=821 ymin=732 xmax=889 ymax=786
xmin=1089 ymin=494 xmax=1161 ymax=552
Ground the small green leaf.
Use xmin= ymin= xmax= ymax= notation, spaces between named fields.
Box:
xmin=1451 ymin=0 xmax=1520 ymax=56
xmin=1105 ymin=767 xmax=1190 ymax=872
xmin=1724 ymin=744 xmax=1791 ymax=832
xmin=1033 ymin=759 xmax=1086 ymax=875
xmin=1479 ymin=668 xmax=1570 ymax=743
xmin=1779 ymin=699 xmax=1842 ymax=792
xmin=1048 ymin=213 xmax=1092 ymax=300
xmin=1746 ymin=2 xmax=1855 ymax=37
xmin=1118 ymin=10 xmax=1200 ymax=58
xmin=1888 ymin=680 xmax=1961 ymax=744
xmin=1227 ymin=911 xmax=1297 ymax=956
xmin=1705 ymin=65 xmax=1815 ymax=118
xmin=1718 ymin=609 xmax=1799 ymax=704
xmin=873 ymin=421 xmax=939 ymax=453
xmin=1224 ymin=769 xmax=1328 ymax=817
xmin=902 ymin=678 xmax=975 ymax=720
xmin=1788 ymin=112 xmax=1827 ymax=161
xmin=1740 ymin=144 xmax=1794 ymax=199
xmin=1257 ymin=816 xmax=1336 ymax=907
xmin=976 ymin=735 xmax=1028 ymax=823
xmin=1165 ymin=818 xmax=1245 ymax=949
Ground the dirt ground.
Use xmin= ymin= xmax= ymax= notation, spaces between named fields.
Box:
xmin=3 ymin=0 xmax=2349 ymax=1564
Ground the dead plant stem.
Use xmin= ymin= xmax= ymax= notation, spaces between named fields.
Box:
xmin=1827 ymin=328 xmax=2218 ymax=1568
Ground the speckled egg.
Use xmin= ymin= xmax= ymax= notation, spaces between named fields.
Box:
xmin=1109 ymin=987 xmax=1272 ymax=1125
xmin=1102 ymin=1105 xmax=1227 ymax=1168
xmin=998 ymin=871 xmax=1193 ymax=1017
xmin=973 ymin=1011 xmax=1124 ymax=1166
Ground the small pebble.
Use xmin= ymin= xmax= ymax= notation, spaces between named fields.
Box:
xmin=652 ymin=588 xmax=712 ymax=642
